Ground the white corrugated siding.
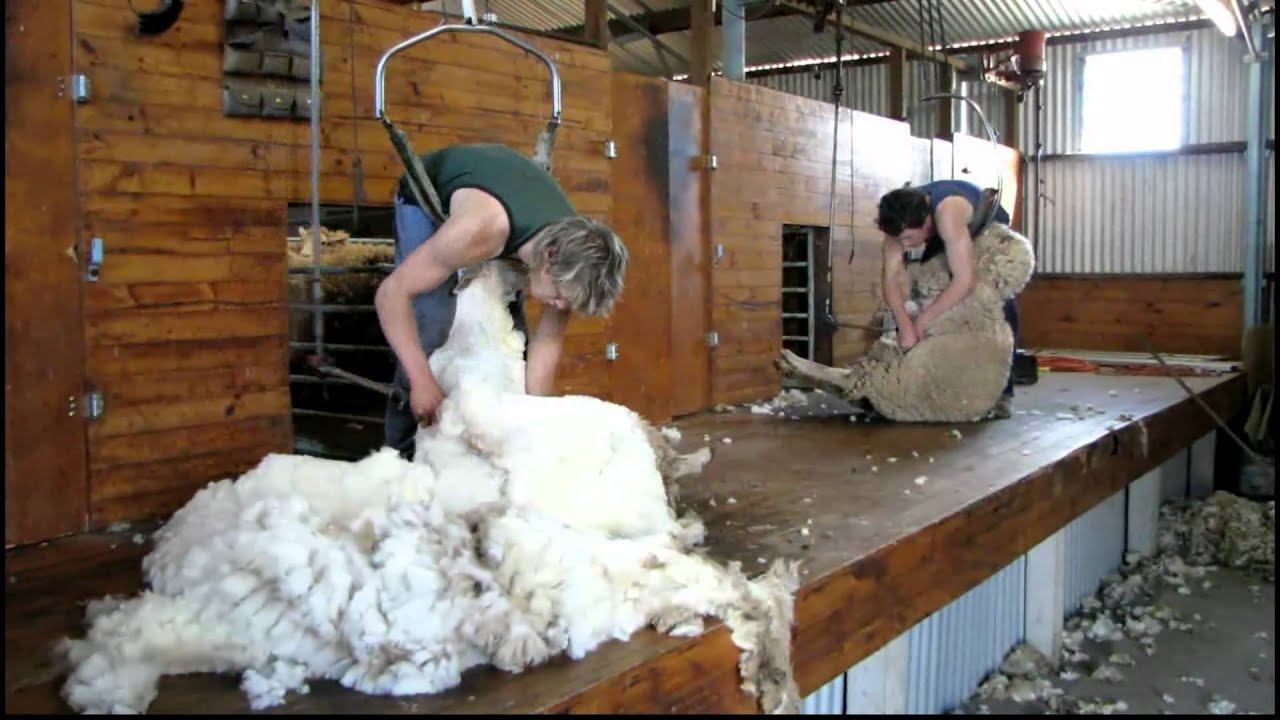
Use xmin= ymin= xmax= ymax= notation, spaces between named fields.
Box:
xmin=800 ymin=673 xmax=846 ymax=714
xmin=904 ymin=555 xmax=1026 ymax=714
xmin=1029 ymin=152 xmax=1248 ymax=273
xmin=1063 ymin=488 xmax=1127 ymax=614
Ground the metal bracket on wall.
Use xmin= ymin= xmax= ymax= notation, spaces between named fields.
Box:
xmin=706 ymin=330 xmax=720 ymax=348
xmin=81 ymin=391 xmax=105 ymax=420
xmin=72 ymin=74 xmax=91 ymax=103
xmin=604 ymin=139 xmax=618 ymax=159
xmin=605 ymin=342 xmax=619 ymax=361
xmin=85 ymin=237 xmax=104 ymax=282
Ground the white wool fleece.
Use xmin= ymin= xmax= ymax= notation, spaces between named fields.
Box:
xmin=60 ymin=261 xmax=801 ymax=715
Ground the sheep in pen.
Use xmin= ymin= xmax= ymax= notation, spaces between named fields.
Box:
xmin=778 ymin=223 xmax=1036 ymax=422
xmin=58 ymin=260 xmax=802 ymax=715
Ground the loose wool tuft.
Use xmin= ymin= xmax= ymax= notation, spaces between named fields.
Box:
xmin=778 ymin=223 xmax=1036 ymax=422
xmin=59 ymin=261 xmax=800 ymax=715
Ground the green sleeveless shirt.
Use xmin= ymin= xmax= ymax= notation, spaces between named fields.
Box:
xmin=395 ymin=143 xmax=577 ymax=258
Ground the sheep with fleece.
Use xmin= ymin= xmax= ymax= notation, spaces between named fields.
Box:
xmin=58 ymin=260 xmax=799 ymax=715
xmin=777 ymin=222 xmax=1035 ymax=422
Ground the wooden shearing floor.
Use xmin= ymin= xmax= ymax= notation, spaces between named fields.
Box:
xmin=4 ymin=372 xmax=1246 ymax=714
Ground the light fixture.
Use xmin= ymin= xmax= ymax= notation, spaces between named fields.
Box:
xmin=1193 ymin=0 xmax=1238 ymax=36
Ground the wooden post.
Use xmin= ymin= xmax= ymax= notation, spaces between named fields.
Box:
xmin=689 ymin=0 xmax=715 ymax=87
xmin=1003 ymin=88 xmax=1022 ymax=150
xmin=584 ymin=0 xmax=609 ymax=49
xmin=1126 ymin=468 xmax=1162 ymax=557
xmin=887 ymin=47 xmax=907 ymax=121
xmin=1024 ymin=529 xmax=1066 ymax=663
xmin=936 ymin=66 xmax=955 ymax=139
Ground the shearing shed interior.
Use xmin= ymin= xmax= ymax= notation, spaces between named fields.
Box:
xmin=4 ymin=0 xmax=1276 ymax=715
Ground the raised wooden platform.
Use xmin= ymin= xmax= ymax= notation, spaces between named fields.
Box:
xmin=4 ymin=372 xmax=1246 ymax=714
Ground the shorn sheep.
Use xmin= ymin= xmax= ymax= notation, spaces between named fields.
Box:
xmin=58 ymin=260 xmax=801 ymax=715
xmin=778 ymin=222 xmax=1035 ymax=422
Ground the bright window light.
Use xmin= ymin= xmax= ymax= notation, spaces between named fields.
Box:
xmin=1080 ymin=46 xmax=1186 ymax=153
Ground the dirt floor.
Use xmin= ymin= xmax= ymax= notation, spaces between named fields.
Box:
xmin=955 ymin=493 xmax=1275 ymax=716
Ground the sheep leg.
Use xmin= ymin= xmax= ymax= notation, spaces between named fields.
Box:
xmin=775 ymin=349 xmax=857 ymax=396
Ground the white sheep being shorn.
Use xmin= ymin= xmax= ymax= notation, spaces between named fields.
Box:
xmin=778 ymin=222 xmax=1035 ymax=422
xmin=58 ymin=260 xmax=800 ymax=715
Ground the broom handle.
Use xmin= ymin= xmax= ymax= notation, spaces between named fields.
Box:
xmin=1144 ymin=341 xmax=1267 ymax=466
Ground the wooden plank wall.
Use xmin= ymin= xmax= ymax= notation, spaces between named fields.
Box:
xmin=668 ymin=82 xmax=713 ymax=416
xmin=5 ymin=0 xmax=91 ymax=547
xmin=707 ymin=78 xmax=1023 ymax=406
xmin=608 ymin=73 xmax=673 ymax=422
xmin=66 ymin=0 xmax=613 ymax=529
xmin=1018 ymin=275 xmax=1244 ymax=358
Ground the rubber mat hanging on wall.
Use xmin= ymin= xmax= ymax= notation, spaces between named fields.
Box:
xmin=221 ymin=0 xmax=320 ymax=120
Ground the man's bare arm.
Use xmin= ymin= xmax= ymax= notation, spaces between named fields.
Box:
xmin=525 ymin=307 xmax=570 ymax=396
xmin=375 ymin=189 xmax=508 ymax=394
xmin=881 ymin=236 xmax=913 ymax=328
xmin=914 ymin=196 xmax=975 ymax=331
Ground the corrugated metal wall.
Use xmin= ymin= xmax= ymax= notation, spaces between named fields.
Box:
xmin=1020 ymin=26 xmax=1272 ymax=273
xmin=1032 ymin=152 xmax=1248 ymax=272
xmin=904 ymin=555 xmax=1026 ymax=714
xmin=800 ymin=673 xmax=847 ymax=714
xmin=750 ymin=60 xmax=1009 ymax=143
xmin=750 ymin=26 xmax=1274 ymax=275
xmin=1063 ymin=488 xmax=1127 ymax=614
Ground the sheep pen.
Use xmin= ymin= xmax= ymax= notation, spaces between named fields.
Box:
xmin=57 ymin=260 xmax=801 ymax=715
xmin=777 ymin=222 xmax=1036 ymax=423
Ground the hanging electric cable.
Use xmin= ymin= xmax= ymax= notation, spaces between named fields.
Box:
xmin=823 ymin=1 xmax=846 ymax=331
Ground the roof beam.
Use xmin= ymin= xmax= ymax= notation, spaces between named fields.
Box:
xmin=560 ymin=1 xmax=803 ymax=40
xmin=776 ymin=0 xmax=969 ymax=72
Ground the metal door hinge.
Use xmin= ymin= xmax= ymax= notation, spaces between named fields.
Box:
xmin=81 ymin=391 xmax=105 ymax=420
xmin=706 ymin=330 xmax=720 ymax=348
xmin=72 ymin=74 xmax=91 ymax=103
xmin=694 ymin=154 xmax=718 ymax=170
xmin=605 ymin=342 xmax=619 ymax=361
xmin=604 ymin=139 xmax=617 ymax=159
xmin=86 ymin=237 xmax=104 ymax=281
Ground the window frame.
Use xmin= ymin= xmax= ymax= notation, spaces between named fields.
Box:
xmin=1073 ymin=41 xmax=1192 ymax=154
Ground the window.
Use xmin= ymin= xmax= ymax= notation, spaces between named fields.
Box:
xmin=1079 ymin=46 xmax=1186 ymax=153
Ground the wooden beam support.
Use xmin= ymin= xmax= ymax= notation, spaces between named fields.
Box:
xmin=584 ymin=0 xmax=610 ymax=49
xmin=1003 ymin=87 xmax=1022 ymax=148
xmin=887 ymin=47 xmax=906 ymax=121
xmin=689 ymin=0 xmax=715 ymax=86
xmin=777 ymin=0 xmax=968 ymax=72
xmin=936 ymin=66 xmax=955 ymax=138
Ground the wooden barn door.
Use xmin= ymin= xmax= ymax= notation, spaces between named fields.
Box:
xmin=5 ymin=0 xmax=90 ymax=546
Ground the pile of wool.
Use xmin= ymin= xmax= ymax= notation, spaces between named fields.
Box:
xmin=59 ymin=261 xmax=800 ymax=715
xmin=1157 ymin=491 xmax=1275 ymax=581
xmin=777 ymin=223 xmax=1035 ymax=423
xmin=960 ymin=492 xmax=1274 ymax=715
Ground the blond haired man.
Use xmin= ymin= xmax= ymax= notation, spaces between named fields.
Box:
xmin=375 ymin=143 xmax=628 ymax=458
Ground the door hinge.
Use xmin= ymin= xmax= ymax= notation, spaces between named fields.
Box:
xmin=605 ymin=342 xmax=619 ymax=361
xmin=72 ymin=73 xmax=91 ymax=103
xmin=81 ymin=391 xmax=105 ymax=420
xmin=694 ymin=154 xmax=718 ymax=171
xmin=706 ymin=330 xmax=719 ymax=348
xmin=85 ymin=237 xmax=104 ymax=281
xmin=604 ymin=139 xmax=618 ymax=159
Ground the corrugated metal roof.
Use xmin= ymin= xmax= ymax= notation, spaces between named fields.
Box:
xmin=418 ymin=1 xmax=1213 ymax=77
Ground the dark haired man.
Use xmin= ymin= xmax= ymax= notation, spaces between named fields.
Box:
xmin=875 ymin=178 xmax=1019 ymax=419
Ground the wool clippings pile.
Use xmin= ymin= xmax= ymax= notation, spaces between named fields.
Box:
xmin=961 ymin=491 xmax=1274 ymax=715
xmin=57 ymin=261 xmax=801 ymax=715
